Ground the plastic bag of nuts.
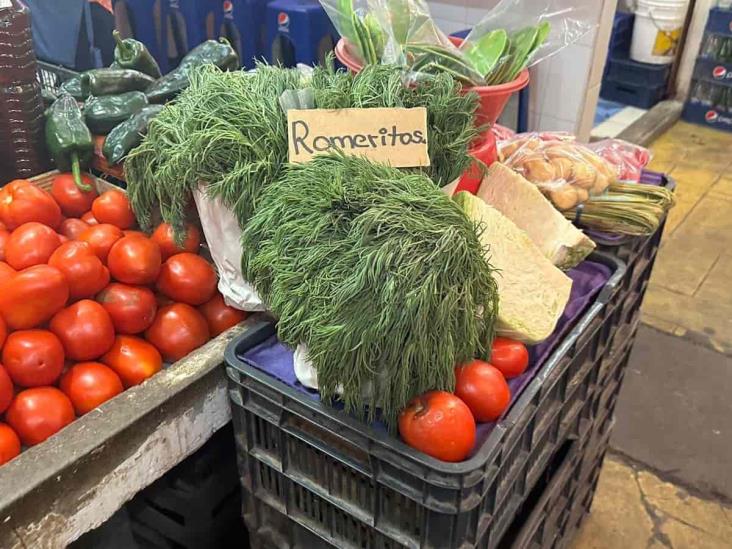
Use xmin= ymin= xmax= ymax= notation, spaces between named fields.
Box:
xmin=498 ymin=133 xmax=616 ymax=210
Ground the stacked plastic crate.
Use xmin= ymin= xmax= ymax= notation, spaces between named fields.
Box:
xmin=601 ymin=11 xmax=671 ymax=109
xmin=683 ymin=7 xmax=732 ymax=132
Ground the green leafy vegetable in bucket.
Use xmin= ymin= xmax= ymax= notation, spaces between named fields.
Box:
xmin=241 ymin=154 xmax=499 ymax=428
xmin=464 ymin=29 xmax=508 ymax=79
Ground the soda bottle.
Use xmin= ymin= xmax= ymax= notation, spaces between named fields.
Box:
xmin=703 ymin=33 xmax=722 ymax=58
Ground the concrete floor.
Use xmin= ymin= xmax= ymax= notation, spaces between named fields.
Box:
xmin=570 ymin=122 xmax=732 ymax=549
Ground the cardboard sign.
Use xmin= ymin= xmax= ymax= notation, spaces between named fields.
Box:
xmin=287 ymin=107 xmax=430 ymax=167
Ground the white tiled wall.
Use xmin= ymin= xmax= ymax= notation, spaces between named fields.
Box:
xmin=427 ymin=0 xmax=618 ymax=140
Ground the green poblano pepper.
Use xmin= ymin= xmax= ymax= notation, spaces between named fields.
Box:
xmin=112 ymin=30 xmax=162 ymax=79
xmin=179 ymin=38 xmax=240 ymax=70
xmin=80 ymin=68 xmax=156 ymax=97
xmin=83 ymin=91 xmax=149 ymax=135
xmin=60 ymin=76 xmax=86 ymax=101
xmin=45 ymin=94 xmax=94 ymax=190
xmin=145 ymin=38 xmax=240 ymax=104
xmin=103 ymin=104 xmax=164 ymax=165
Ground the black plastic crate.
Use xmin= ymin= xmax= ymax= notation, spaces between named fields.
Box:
xmin=600 ymin=77 xmax=666 ymax=109
xmin=127 ymin=425 xmax=249 ymax=549
xmin=606 ymin=53 xmax=670 ymax=87
xmin=608 ymin=12 xmax=634 ymax=54
xmin=683 ymin=101 xmax=732 ymax=133
xmin=36 ymin=61 xmax=79 ymax=94
xmin=226 ymin=253 xmax=626 ymax=549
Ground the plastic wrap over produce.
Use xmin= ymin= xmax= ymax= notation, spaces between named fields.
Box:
xmin=498 ymin=132 xmax=617 ymax=211
xmin=586 ymin=139 xmax=651 ymax=182
xmin=461 ymin=0 xmax=596 ymax=81
xmin=192 ymin=187 xmax=265 ymax=311
xmin=320 ymin=0 xmax=594 ymax=85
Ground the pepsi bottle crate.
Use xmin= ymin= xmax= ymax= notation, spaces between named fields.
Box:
xmin=694 ymin=57 xmax=732 ymax=84
xmin=683 ymin=100 xmax=732 ymax=133
xmin=600 ymin=77 xmax=666 ymax=109
xmin=705 ymin=7 xmax=732 ymax=37
xmin=605 ymin=53 xmax=670 ymax=87
xmin=225 ymin=253 xmax=625 ymax=549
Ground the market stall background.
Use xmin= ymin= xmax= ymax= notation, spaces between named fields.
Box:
xmin=0 ymin=0 xmax=685 ymax=547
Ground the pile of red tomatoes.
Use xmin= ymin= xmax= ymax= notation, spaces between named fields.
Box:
xmin=398 ymin=338 xmax=530 ymax=462
xmin=0 ymin=173 xmax=246 ymax=466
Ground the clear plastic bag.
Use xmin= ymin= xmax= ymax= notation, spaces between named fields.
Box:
xmin=585 ymin=139 xmax=651 ymax=182
xmin=320 ymin=0 xmax=591 ymax=86
xmin=498 ymin=133 xmax=616 ymax=211
xmin=461 ymin=0 xmax=596 ymax=82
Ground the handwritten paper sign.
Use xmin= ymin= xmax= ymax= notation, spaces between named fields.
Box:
xmin=287 ymin=107 xmax=430 ymax=167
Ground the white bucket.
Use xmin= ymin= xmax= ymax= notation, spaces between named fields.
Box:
xmin=630 ymin=0 xmax=690 ymax=64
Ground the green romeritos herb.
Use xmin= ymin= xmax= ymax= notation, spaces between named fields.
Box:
xmin=241 ymin=154 xmax=499 ymax=428
xmin=125 ymin=62 xmax=479 ymax=235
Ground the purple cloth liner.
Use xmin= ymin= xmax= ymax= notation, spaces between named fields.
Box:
xmin=587 ymin=169 xmax=665 ymax=244
xmin=238 ymin=259 xmax=612 ymax=448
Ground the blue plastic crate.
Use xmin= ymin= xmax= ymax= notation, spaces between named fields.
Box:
xmin=606 ymin=52 xmax=670 ymax=87
xmin=600 ymin=77 xmax=666 ymax=109
xmin=164 ymin=0 xmax=221 ymax=67
xmin=609 ymin=11 xmax=634 ymax=53
xmin=694 ymin=56 xmax=732 ymax=84
xmin=112 ymin=0 xmax=169 ymax=73
xmin=683 ymin=101 xmax=732 ymax=132
xmin=265 ymin=0 xmax=338 ymax=67
xmin=214 ymin=0 xmax=269 ymax=69
xmin=706 ymin=7 xmax=732 ymax=37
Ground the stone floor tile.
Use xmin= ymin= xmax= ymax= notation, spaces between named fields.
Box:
xmin=695 ymin=254 xmax=732 ymax=304
xmin=637 ymin=471 xmax=732 ymax=541
xmin=650 ymin=230 xmax=721 ymax=296
xmin=641 ymin=284 xmax=732 ymax=354
xmin=711 ymin=177 xmax=732 ymax=198
xmin=660 ymin=518 xmax=728 ymax=549
xmin=572 ymin=459 xmax=653 ymax=549
xmin=661 ymin=163 xmax=720 ymax=236
xmin=640 ymin=312 xmax=678 ymax=335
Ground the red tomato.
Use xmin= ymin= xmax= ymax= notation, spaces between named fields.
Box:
xmin=145 ymin=303 xmax=210 ymax=361
xmin=101 ymin=335 xmax=162 ymax=387
xmin=198 ymin=293 xmax=246 ymax=336
xmin=50 ymin=173 xmax=98 ymax=217
xmin=5 ymin=387 xmax=75 ymax=446
xmin=49 ymin=300 xmax=115 ymax=361
xmin=4 ymin=222 xmax=62 ymax=270
xmin=59 ymin=218 xmax=89 ymax=240
xmin=0 ymin=229 xmax=8 ymax=261
xmin=107 ymin=236 xmax=161 ymax=285
xmin=48 ymin=241 xmax=110 ymax=301
xmin=91 ymin=190 xmax=135 ymax=229
xmin=0 ymin=181 xmax=62 ymax=230
xmin=155 ymin=293 xmax=174 ymax=308
xmin=81 ymin=211 xmax=98 ymax=225
xmin=0 ymin=265 xmax=69 ymax=330
xmin=59 ymin=362 xmax=123 ymax=415
xmin=0 ymin=314 xmax=5 ymax=349
xmin=77 ymin=224 xmax=123 ymax=263
xmin=151 ymin=223 xmax=201 ymax=260
xmin=454 ymin=360 xmax=511 ymax=423
xmin=0 ymin=261 xmax=14 ymax=283
xmin=0 ymin=364 xmax=13 ymax=414
xmin=398 ymin=391 xmax=475 ymax=462
xmin=156 ymin=253 xmax=217 ymax=305
xmin=490 ymin=338 xmax=529 ymax=379
xmin=0 ymin=423 xmax=21 ymax=466
xmin=0 ymin=220 xmax=5 ymax=230
xmin=96 ymin=283 xmax=157 ymax=334
xmin=2 ymin=330 xmax=65 ymax=387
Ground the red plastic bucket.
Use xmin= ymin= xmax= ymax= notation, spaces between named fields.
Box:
xmin=334 ymin=37 xmax=530 ymax=126
xmin=455 ymin=132 xmax=497 ymax=195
